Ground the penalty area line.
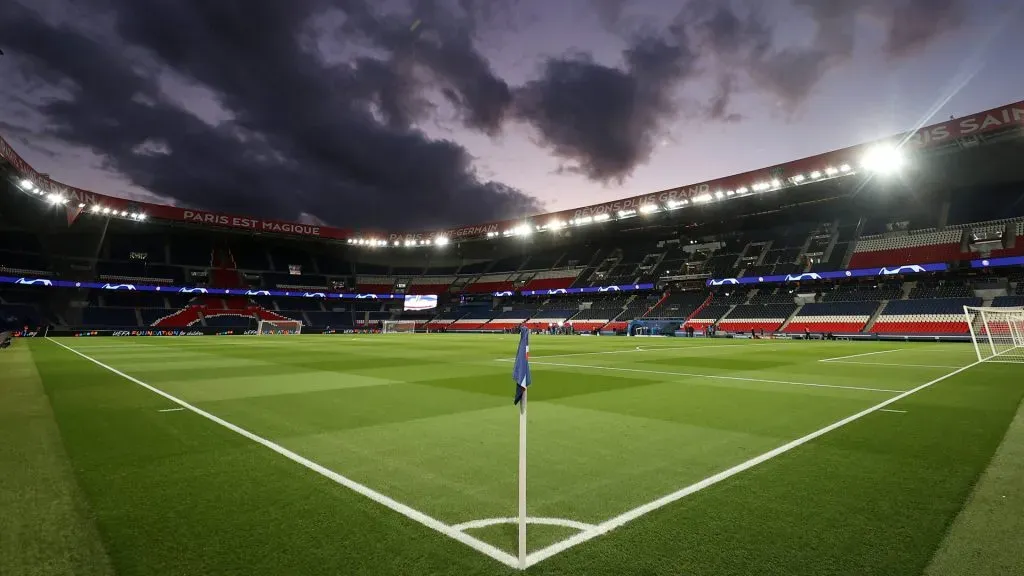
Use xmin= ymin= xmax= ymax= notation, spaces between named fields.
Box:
xmin=44 ymin=337 xmax=520 ymax=570
xmin=523 ymin=359 xmax=982 ymax=568
xmin=818 ymin=348 xmax=905 ymax=362
xmin=524 ymin=360 xmax=905 ymax=394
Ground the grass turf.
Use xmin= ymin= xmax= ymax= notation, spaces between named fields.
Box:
xmin=5 ymin=334 xmax=1022 ymax=575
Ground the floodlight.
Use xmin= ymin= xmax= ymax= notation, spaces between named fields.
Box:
xmin=435 ymin=236 xmax=449 ymax=246
xmin=594 ymin=213 xmax=610 ymax=222
xmin=792 ymin=174 xmax=806 ymax=183
xmin=861 ymin=144 xmax=904 ymax=174
xmin=102 ymin=207 xmax=112 ymax=214
xmin=640 ymin=204 xmax=659 ymax=214
xmin=138 ymin=213 xmax=147 ymax=221
xmin=824 ymin=167 xmax=838 ymax=176
xmin=771 ymin=179 xmax=781 ymax=188
xmin=810 ymin=171 xmax=822 ymax=179
xmin=120 ymin=211 xmax=128 ymax=216
xmin=736 ymin=187 xmax=748 ymax=194
xmin=839 ymin=164 xmax=851 ymax=172
xmin=20 ymin=179 xmax=34 ymax=190
xmin=91 ymin=205 xmax=102 ymax=213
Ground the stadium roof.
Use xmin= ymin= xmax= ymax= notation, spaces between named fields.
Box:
xmin=2 ymin=99 xmax=1022 ymax=246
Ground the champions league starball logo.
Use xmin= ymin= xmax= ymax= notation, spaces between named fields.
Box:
xmin=178 ymin=287 xmax=208 ymax=294
xmin=596 ymin=286 xmax=619 ymax=293
xmin=879 ymin=265 xmax=926 ymax=275
xmin=15 ymin=277 xmax=52 ymax=286
xmin=102 ymin=283 xmax=137 ymax=290
xmin=785 ymin=273 xmax=822 ymax=282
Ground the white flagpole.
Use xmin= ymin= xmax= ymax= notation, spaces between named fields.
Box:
xmin=517 ymin=387 xmax=527 ymax=569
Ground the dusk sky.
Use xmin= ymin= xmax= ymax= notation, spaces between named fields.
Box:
xmin=1 ymin=0 xmax=1023 ymax=230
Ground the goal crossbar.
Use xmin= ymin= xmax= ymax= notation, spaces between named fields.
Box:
xmin=964 ymin=305 xmax=1024 ymax=363
xmin=256 ymin=319 xmax=303 ymax=335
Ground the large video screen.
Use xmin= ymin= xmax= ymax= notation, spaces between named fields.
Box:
xmin=404 ymin=294 xmax=438 ymax=311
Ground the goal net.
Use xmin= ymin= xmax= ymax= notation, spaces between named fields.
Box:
xmin=964 ymin=306 xmax=1024 ymax=363
xmin=382 ymin=320 xmax=418 ymax=334
xmin=256 ymin=319 xmax=302 ymax=335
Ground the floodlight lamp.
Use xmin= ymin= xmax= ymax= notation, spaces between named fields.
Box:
xmin=839 ymin=164 xmax=851 ymax=172
xmin=138 ymin=213 xmax=147 ymax=221
xmin=736 ymin=187 xmax=748 ymax=194
xmin=435 ymin=236 xmax=449 ymax=246
xmin=91 ymin=205 xmax=102 ymax=213
xmin=824 ymin=167 xmax=838 ymax=176
xmin=594 ymin=213 xmax=610 ymax=222
xmin=810 ymin=171 xmax=822 ymax=179
xmin=714 ymin=191 xmax=724 ymax=199
xmin=861 ymin=144 xmax=904 ymax=175
xmin=20 ymin=179 xmax=34 ymax=190
xmin=640 ymin=204 xmax=659 ymax=214
xmin=102 ymin=207 xmax=112 ymax=214
xmin=120 ymin=211 xmax=128 ymax=216
xmin=792 ymin=174 xmax=806 ymax=183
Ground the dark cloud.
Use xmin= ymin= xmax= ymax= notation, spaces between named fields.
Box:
xmin=688 ymin=0 xmax=968 ymax=113
xmin=0 ymin=0 xmax=540 ymax=229
xmin=514 ymin=27 xmax=696 ymax=182
xmin=0 ymin=0 xmax=974 ymax=224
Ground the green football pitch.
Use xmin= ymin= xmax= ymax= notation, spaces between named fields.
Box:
xmin=4 ymin=334 xmax=1023 ymax=575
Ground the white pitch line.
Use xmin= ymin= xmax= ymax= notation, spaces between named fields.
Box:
xmin=879 ymin=409 xmax=907 ymax=413
xmin=157 ymin=407 xmax=185 ymax=412
xmin=452 ymin=517 xmax=597 ymax=532
xmin=523 ymin=359 xmax=981 ymax=568
xmin=45 ymin=338 xmax=520 ymax=569
xmin=818 ymin=348 xmax=905 ymax=363
xmin=822 ymin=360 xmax=964 ymax=369
xmin=526 ymin=360 xmax=905 ymax=394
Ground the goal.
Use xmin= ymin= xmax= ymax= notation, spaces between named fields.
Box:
xmin=964 ymin=306 xmax=1024 ymax=363
xmin=256 ymin=319 xmax=302 ymax=335
xmin=382 ymin=320 xmax=418 ymax=334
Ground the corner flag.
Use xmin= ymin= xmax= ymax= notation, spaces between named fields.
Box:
xmin=512 ymin=325 xmax=531 ymax=568
xmin=513 ymin=325 xmax=531 ymax=404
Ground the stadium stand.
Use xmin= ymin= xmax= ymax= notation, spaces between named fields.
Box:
xmin=783 ymin=301 xmax=880 ymax=335
xmin=848 ymin=228 xmax=964 ymax=268
xmin=870 ymin=298 xmax=982 ymax=335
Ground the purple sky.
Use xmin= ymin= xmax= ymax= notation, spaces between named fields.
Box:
xmin=1 ymin=0 xmax=1023 ymax=228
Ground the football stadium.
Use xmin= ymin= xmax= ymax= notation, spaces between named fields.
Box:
xmin=2 ymin=100 xmax=1024 ymax=576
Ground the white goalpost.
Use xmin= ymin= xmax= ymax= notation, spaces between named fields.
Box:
xmin=964 ymin=306 xmax=1024 ymax=363
xmin=382 ymin=320 xmax=418 ymax=334
xmin=256 ymin=319 xmax=303 ymax=335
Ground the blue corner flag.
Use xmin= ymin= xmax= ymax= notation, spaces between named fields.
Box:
xmin=513 ymin=325 xmax=531 ymax=405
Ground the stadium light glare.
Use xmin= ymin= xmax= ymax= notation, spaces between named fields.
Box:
xmin=771 ymin=179 xmax=781 ymax=188
xmin=839 ymin=164 xmax=851 ymax=172
xmin=736 ymin=187 xmax=749 ymax=194
xmin=693 ymin=193 xmax=712 ymax=203
xmin=518 ymin=224 xmax=533 ymax=236
xmin=824 ymin=167 xmax=838 ymax=176
xmin=793 ymin=174 xmax=806 ymax=183
xmin=46 ymin=193 xmax=66 ymax=205
xmin=90 ymin=205 xmax=102 ymax=213
xmin=810 ymin=170 xmax=822 ymax=179
xmin=435 ymin=236 xmax=449 ymax=246
xmin=714 ymin=191 xmax=724 ymax=200
xmin=640 ymin=204 xmax=659 ymax=214
xmin=102 ymin=207 xmax=112 ymax=214
xmin=19 ymin=179 xmax=34 ymax=190
xmin=594 ymin=213 xmax=610 ymax=222
xmin=861 ymin=144 xmax=904 ymax=174
xmin=138 ymin=213 xmax=147 ymax=221
xmin=119 ymin=211 xmax=127 ymax=216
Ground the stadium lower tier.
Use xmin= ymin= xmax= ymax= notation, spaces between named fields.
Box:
xmin=869 ymin=316 xmax=970 ymax=335
xmin=782 ymin=321 xmax=868 ymax=334
xmin=782 ymin=315 xmax=871 ymax=334
xmin=717 ymin=320 xmax=786 ymax=333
